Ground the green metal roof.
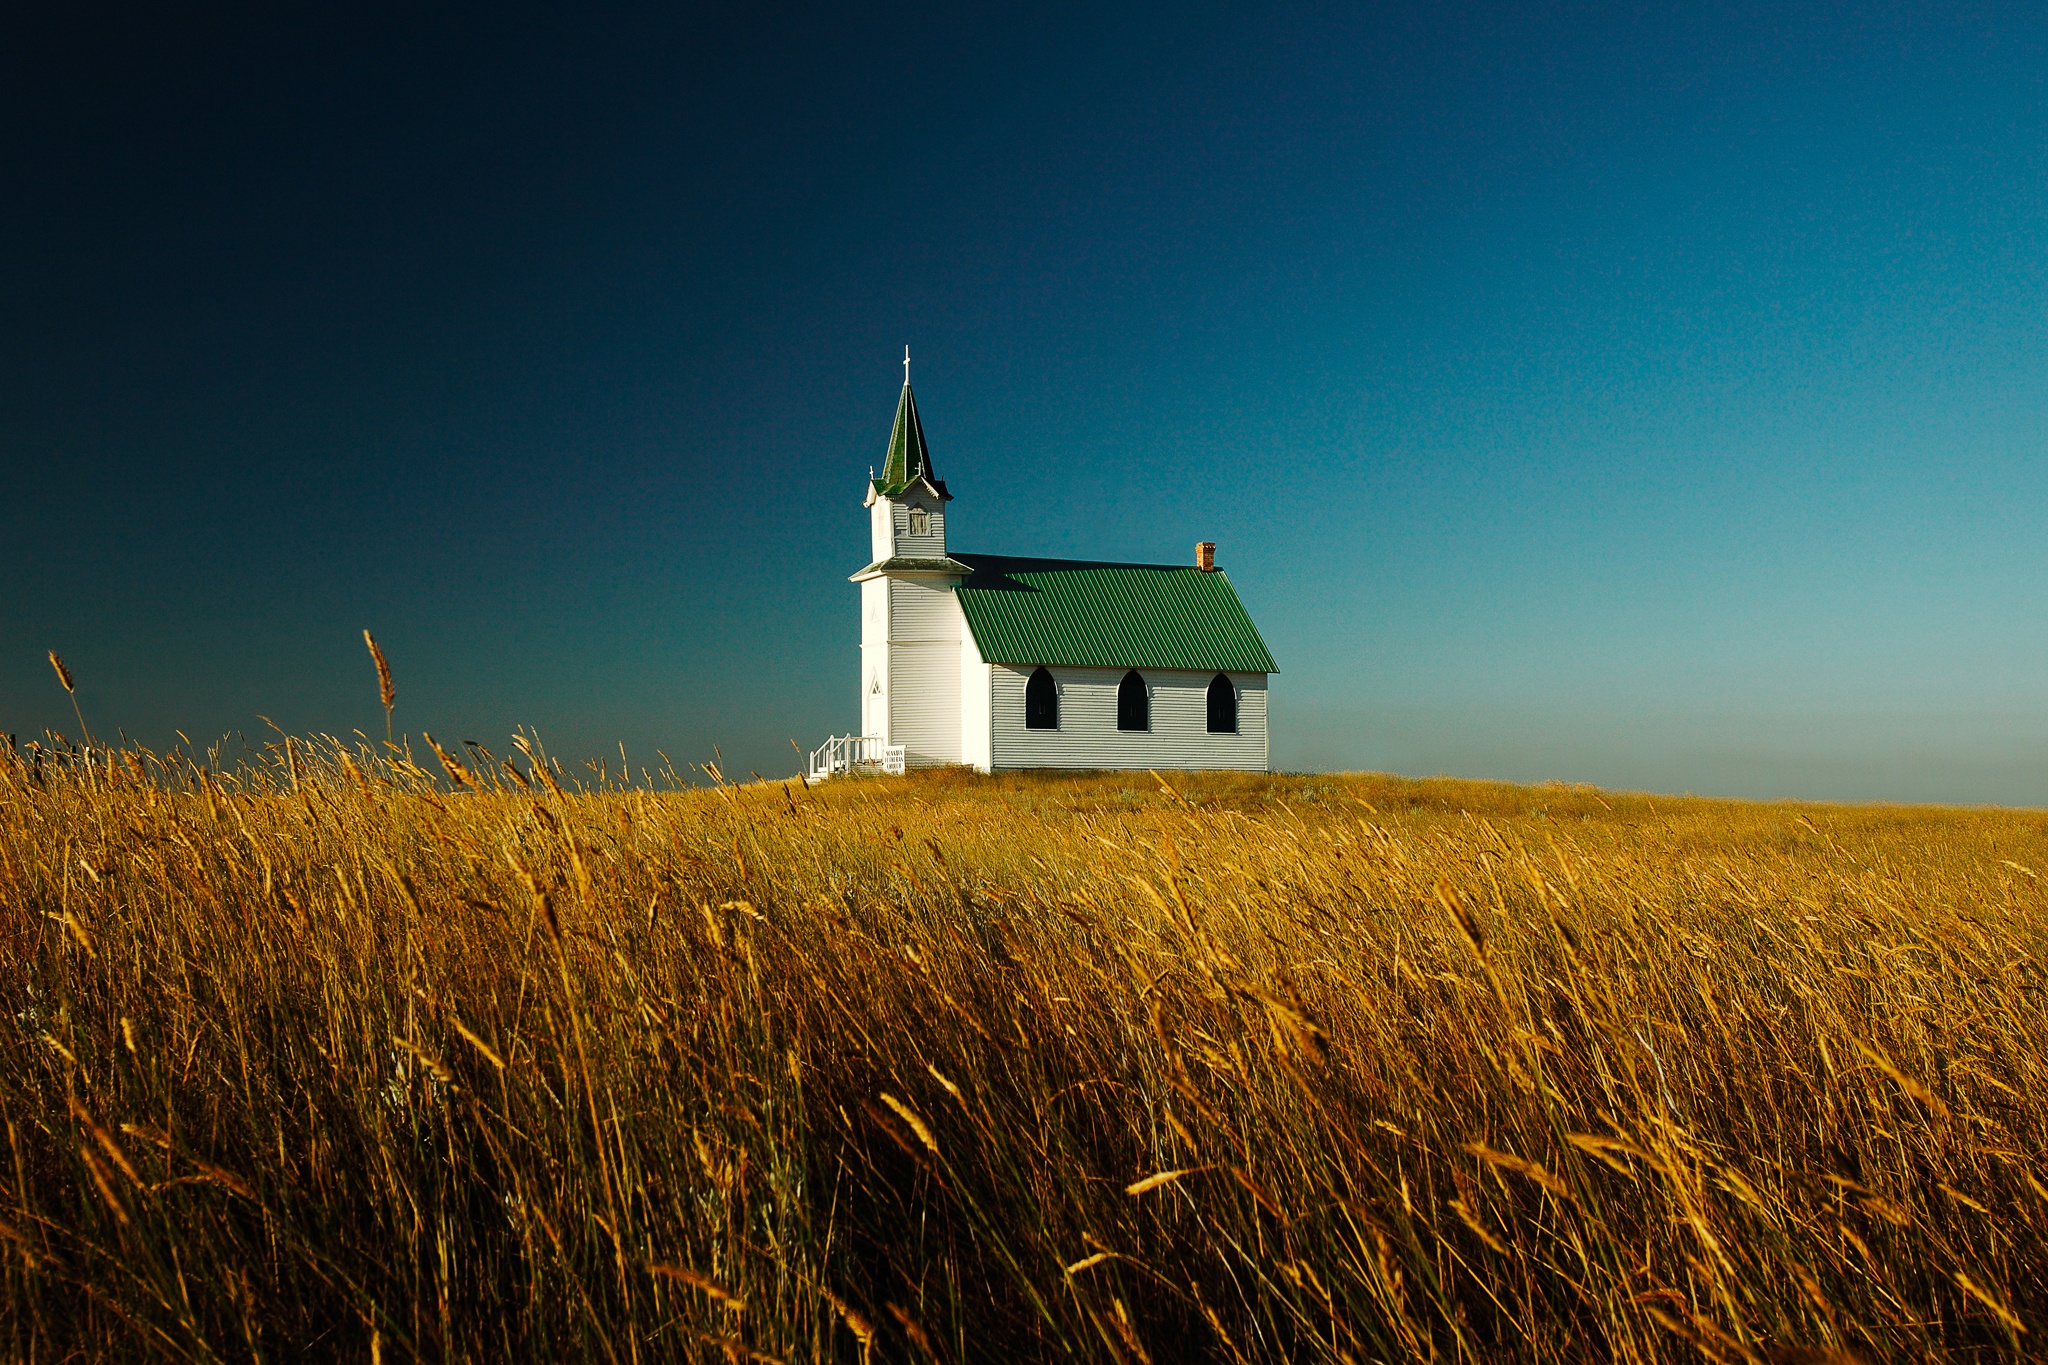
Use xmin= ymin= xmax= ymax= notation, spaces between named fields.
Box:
xmin=952 ymin=555 xmax=1278 ymax=673
xmin=871 ymin=383 xmax=949 ymax=499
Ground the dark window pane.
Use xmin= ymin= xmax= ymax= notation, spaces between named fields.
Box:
xmin=1117 ymin=671 xmax=1149 ymax=731
xmin=1025 ymin=668 xmax=1058 ymax=730
xmin=1207 ymin=674 xmax=1238 ymax=734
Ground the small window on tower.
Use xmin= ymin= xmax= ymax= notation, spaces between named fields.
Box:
xmin=907 ymin=507 xmax=930 ymax=536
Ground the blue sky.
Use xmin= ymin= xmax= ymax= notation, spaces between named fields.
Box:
xmin=5 ymin=1 xmax=2047 ymax=800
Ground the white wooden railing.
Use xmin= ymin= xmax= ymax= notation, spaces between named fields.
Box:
xmin=806 ymin=734 xmax=906 ymax=783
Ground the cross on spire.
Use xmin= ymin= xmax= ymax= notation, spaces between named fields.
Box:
xmin=903 ymin=345 xmax=911 ymax=385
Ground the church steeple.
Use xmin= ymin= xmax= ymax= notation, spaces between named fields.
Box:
xmin=871 ymin=359 xmax=949 ymax=500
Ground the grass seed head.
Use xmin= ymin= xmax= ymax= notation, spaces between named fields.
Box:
xmin=362 ymin=630 xmax=395 ymax=710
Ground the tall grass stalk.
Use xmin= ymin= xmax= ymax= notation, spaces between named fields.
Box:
xmin=364 ymin=630 xmax=396 ymax=747
xmin=46 ymin=650 xmax=91 ymax=748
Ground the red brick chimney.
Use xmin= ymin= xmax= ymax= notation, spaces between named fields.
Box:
xmin=1195 ymin=541 xmax=1216 ymax=571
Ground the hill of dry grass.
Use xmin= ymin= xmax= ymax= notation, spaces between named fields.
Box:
xmin=4 ymin=739 xmax=2046 ymax=1361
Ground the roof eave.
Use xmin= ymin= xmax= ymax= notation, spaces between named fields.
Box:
xmin=850 ymin=556 xmax=976 ymax=582
xmin=868 ymin=475 xmax=951 ymax=503
xmin=974 ymin=655 xmax=1276 ymax=675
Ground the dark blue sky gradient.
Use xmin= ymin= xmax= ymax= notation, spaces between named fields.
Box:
xmin=6 ymin=2 xmax=2048 ymax=799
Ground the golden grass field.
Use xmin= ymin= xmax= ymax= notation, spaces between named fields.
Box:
xmin=4 ymin=736 xmax=2046 ymax=1362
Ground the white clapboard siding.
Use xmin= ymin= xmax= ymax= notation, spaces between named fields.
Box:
xmin=870 ymin=498 xmax=895 ymax=561
xmin=884 ymin=580 xmax=963 ymax=765
xmin=887 ymin=642 xmax=963 ymax=765
xmin=987 ymin=667 xmax=1268 ymax=772
xmin=859 ymin=580 xmax=888 ymax=737
xmin=888 ymin=576 xmax=963 ymax=642
xmin=861 ymin=578 xmax=889 ymax=641
xmin=960 ymin=630 xmax=993 ymax=772
xmin=860 ymin=646 xmax=888 ymax=737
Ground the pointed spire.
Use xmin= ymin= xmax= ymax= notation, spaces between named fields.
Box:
xmin=873 ymin=364 xmax=949 ymax=500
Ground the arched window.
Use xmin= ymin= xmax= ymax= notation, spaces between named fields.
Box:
xmin=907 ymin=506 xmax=930 ymax=536
xmin=1025 ymin=667 xmax=1058 ymax=730
xmin=1207 ymin=673 xmax=1238 ymax=734
xmin=1117 ymin=670 xmax=1149 ymax=732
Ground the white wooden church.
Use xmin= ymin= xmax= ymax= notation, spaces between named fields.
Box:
xmin=809 ymin=362 xmax=1277 ymax=779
